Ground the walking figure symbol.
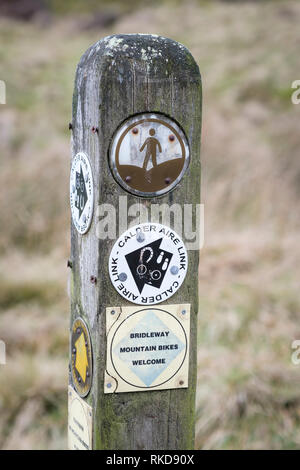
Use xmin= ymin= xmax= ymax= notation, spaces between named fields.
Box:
xmin=140 ymin=128 xmax=162 ymax=171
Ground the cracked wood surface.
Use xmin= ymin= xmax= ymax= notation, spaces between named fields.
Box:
xmin=70 ymin=34 xmax=202 ymax=450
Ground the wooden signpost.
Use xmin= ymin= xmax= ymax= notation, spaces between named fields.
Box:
xmin=68 ymin=34 xmax=202 ymax=450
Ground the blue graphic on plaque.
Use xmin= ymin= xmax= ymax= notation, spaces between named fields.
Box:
xmin=114 ymin=311 xmax=185 ymax=386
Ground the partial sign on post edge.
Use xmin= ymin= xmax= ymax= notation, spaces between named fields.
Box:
xmin=68 ymin=386 xmax=93 ymax=450
xmin=70 ymin=317 xmax=93 ymax=397
xmin=105 ymin=304 xmax=190 ymax=393
xmin=70 ymin=152 xmax=94 ymax=235
xmin=70 ymin=33 xmax=201 ymax=449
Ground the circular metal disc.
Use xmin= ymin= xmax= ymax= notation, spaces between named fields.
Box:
xmin=109 ymin=113 xmax=190 ymax=197
xmin=70 ymin=152 xmax=94 ymax=235
xmin=109 ymin=222 xmax=188 ymax=305
xmin=71 ymin=317 xmax=93 ymax=397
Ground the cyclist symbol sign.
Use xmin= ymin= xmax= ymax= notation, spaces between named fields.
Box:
xmin=109 ymin=223 xmax=188 ymax=305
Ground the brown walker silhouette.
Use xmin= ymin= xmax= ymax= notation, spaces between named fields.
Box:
xmin=140 ymin=128 xmax=162 ymax=171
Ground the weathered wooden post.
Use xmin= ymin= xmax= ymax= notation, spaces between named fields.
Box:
xmin=68 ymin=34 xmax=202 ymax=451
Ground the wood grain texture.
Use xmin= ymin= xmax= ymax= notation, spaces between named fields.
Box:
xmin=70 ymin=34 xmax=202 ymax=450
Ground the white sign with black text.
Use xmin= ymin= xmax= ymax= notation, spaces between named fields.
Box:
xmin=105 ymin=304 xmax=190 ymax=393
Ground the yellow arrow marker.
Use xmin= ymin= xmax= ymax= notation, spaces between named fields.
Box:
xmin=75 ymin=332 xmax=88 ymax=383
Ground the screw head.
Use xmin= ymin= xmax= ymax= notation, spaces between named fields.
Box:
xmin=107 ymin=382 xmax=112 ymax=388
xmin=119 ymin=272 xmax=127 ymax=282
xmin=181 ymin=309 xmax=186 ymax=315
xmin=179 ymin=380 xmax=184 ymax=386
xmin=125 ymin=176 xmax=131 ymax=183
xmin=132 ymin=128 xmax=138 ymax=135
xmin=169 ymin=134 xmax=175 ymax=142
xmin=111 ymin=310 xmax=116 ymax=315
xmin=165 ymin=177 xmax=171 ymax=185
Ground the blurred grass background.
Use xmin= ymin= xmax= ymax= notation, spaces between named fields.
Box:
xmin=0 ymin=0 xmax=300 ymax=450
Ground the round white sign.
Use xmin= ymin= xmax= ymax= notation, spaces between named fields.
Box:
xmin=109 ymin=113 xmax=190 ymax=197
xmin=109 ymin=223 xmax=188 ymax=305
xmin=70 ymin=152 xmax=94 ymax=235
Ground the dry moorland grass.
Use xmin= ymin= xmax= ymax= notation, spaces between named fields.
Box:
xmin=0 ymin=0 xmax=300 ymax=449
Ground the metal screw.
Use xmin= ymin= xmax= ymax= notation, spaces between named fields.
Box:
xmin=111 ymin=310 xmax=116 ymax=315
xmin=76 ymin=328 xmax=81 ymax=334
xmin=91 ymin=126 xmax=99 ymax=134
xmin=72 ymin=348 xmax=76 ymax=354
xmin=169 ymin=134 xmax=175 ymax=142
xmin=78 ymin=377 xmax=81 ymax=383
xmin=67 ymin=259 xmax=73 ymax=269
xmin=125 ymin=176 xmax=131 ymax=183
xmin=132 ymin=128 xmax=138 ymax=134
xmin=86 ymin=371 xmax=89 ymax=377
xmin=170 ymin=265 xmax=179 ymax=275
xmin=179 ymin=380 xmax=184 ymax=386
xmin=69 ymin=122 xmax=73 ymax=130
xmin=181 ymin=309 xmax=186 ymax=315
xmin=90 ymin=275 xmax=97 ymax=284
xmin=165 ymin=177 xmax=171 ymax=185
xmin=107 ymin=382 xmax=112 ymax=388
